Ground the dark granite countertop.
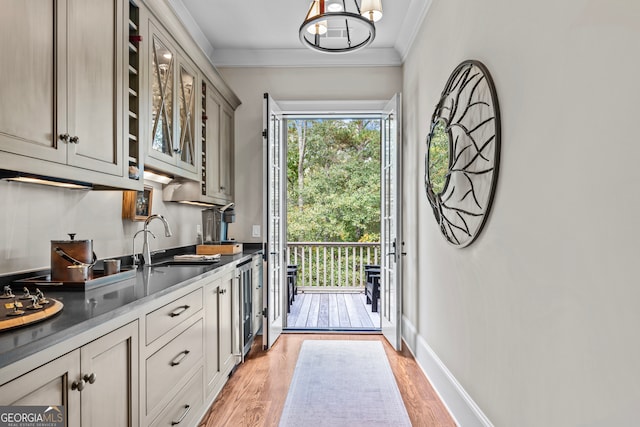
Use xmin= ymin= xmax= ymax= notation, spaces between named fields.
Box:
xmin=0 ymin=247 xmax=262 ymax=370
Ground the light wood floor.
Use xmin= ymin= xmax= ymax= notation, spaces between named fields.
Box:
xmin=199 ymin=334 xmax=456 ymax=427
xmin=287 ymin=292 xmax=380 ymax=329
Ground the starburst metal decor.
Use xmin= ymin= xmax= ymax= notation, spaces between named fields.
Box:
xmin=424 ymin=60 xmax=501 ymax=247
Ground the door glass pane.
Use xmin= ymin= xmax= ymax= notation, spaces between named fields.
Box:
xmin=271 ymin=114 xmax=282 ymax=321
xmin=178 ymin=65 xmax=195 ymax=166
xmin=151 ymin=37 xmax=173 ymax=156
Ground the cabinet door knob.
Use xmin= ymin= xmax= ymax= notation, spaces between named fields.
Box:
xmin=83 ymin=373 xmax=97 ymax=384
xmin=218 ymin=288 xmax=226 ymax=295
xmin=59 ymin=133 xmax=70 ymax=142
xmin=69 ymin=136 xmax=79 ymax=144
xmin=71 ymin=378 xmax=85 ymax=391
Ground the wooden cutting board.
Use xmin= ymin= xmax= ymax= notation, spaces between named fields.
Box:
xmin=0 ymin=298 xmax=63 ymax=331
xmin=196 ymin=243 xmax=243 ymax=255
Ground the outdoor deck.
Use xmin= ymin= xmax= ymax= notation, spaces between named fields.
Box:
xmin=287 ymin=292 xmax=380 ymax=330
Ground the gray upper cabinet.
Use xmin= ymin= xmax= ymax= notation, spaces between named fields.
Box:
xmin=203 ymin=80 xmax=235 ymax=204
xmin=0 ymin=0 xmax=132 ymax=188
xmin=145 ymin=19 xmax=199 ymax=181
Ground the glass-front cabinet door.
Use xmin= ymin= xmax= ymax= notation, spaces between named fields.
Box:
xmin=150 ymin=31 xmax=174 ymax=164
xmin=176 ymin=60 xmax=197 ymax=173
xmin=146 ymin=21 xmax=199 ymax=180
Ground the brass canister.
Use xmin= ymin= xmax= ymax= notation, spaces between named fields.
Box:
xmin=51 ymin=233 xmax=94 ymax=281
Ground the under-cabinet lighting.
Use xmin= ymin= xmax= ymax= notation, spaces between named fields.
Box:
xmin=143 ymin=170 xmax=173 ymax=184
xmin=0 ymin=172 xmax=92 ymax=190
xmin=177 ymin=200 xmax=216 ymax=207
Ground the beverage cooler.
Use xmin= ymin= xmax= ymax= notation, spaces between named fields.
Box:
xmin=236 ymin=259 xmax=253 ymax=359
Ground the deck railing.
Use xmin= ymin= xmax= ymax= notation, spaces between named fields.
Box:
xmin=286 ymin=242 xmax=380 ymax=291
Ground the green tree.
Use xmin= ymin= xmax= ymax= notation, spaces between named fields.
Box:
xmin=287 ymin=119 xmax=380 ymax=242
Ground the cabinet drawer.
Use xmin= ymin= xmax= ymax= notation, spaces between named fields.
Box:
xmin=150 ymin=367 xmax=203 ymax=427
xmin=146 ymin=318 xmax=203 ymax=414
xmin=146 ymin=288 xmax=203 ymax=345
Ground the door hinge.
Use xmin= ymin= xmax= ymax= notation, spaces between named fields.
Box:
xmin=262 ymin=307 xmax=267 ymax=317
xmin=262 ymin=129 xmax=267 ymax=138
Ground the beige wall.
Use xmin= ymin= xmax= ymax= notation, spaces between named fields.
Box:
xmin=217 ymin=66 xmax=402 ymax=243
xmin=402 ymin=0 xmax=640 ymax=425
xmin=0 ymin=180 xmax=201 ymax=273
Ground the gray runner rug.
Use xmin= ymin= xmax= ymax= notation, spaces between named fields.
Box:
xmin=279 ymin=340 xmax=412 ymax=427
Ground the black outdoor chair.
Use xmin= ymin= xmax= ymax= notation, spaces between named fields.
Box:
xmin=287 ymin=265 xmax=298 ymax=311
xmin=364 ymin=265 xmax=380 ymax=312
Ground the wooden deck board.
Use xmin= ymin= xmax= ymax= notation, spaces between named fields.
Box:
xmin=293 ymin=291 xmax=313 ymax=328
xmin=328 ymin=293 xmax=340 ymax=328
xmin=336 ymin=293 xmax=351 ymax=326
xmin=306 ymin=294 xmax=320 ymax=327
xmin=317 ymin=293 xmax=329 ymax=328
xmin=359 ymin=293 xmax=380 ymax=326
xmin=349 ymin=293 xmax=374 ymax=328
xmin=287 ymin=292 xmax=380 ymax=330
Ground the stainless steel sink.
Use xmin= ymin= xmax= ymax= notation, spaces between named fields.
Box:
xmin=147 ymin=259 xmax=220 ymax=267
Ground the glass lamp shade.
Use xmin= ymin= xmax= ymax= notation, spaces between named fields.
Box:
xmin=326 ymin=0 xmax=343 ymax=12
xmin=307 ymin=20 xmax=328 ymax=35
xmin=361 ymin=0 xmax=383 ymax=22
xmin=305 ymin=0 xmax=328 ymax=34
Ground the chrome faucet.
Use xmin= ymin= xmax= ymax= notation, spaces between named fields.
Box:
xmin=132 ymin=229 xmax=155 ymax=268
xmin=138 ymin=215 xmax=173 ymax=266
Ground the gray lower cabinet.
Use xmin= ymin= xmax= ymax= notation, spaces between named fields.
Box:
xmin=204 ymin=268 xmax=236 ymax=398
xmin=0 ymin=256 xmax=255 ymax=426
xmin=149 ymin=367 xmax=203 ymax=427
xmin=142 ymin=287 xmax=204 ymax=426
xmin=0 ymin=321 xmax=139 ymax=427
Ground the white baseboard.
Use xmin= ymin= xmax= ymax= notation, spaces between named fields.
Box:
xmin=402 ymin=316 xmax=493 ymax=427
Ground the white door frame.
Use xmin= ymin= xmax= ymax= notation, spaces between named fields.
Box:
xmin=262 ymin=96 xmax=403 ymax=349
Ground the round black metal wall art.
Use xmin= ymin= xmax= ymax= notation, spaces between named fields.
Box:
xmin=424 ymin=60 xmax=501 ymax=247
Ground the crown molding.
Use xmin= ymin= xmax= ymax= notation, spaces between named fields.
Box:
xmin=394 ymin=0 xmax=433 ymax=62
xmin=211 ymin=47 xmax=402 ymax=68
xmin=166 ymin=0 xmax=216 ymax=62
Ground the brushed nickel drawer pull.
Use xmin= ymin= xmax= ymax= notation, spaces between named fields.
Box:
xmin=170 ymin=350 xmax=190 ymax=366
xmin=171 ymin=405 xmax=191 ymax=425
xmin=169 ymin=305 xmax=190 ymax=317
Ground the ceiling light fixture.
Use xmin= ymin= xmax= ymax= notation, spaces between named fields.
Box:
xmin=299 ymin=0 xmax=383 ymax=54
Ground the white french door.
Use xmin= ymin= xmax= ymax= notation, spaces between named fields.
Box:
xmin=380 ymin=93 xmax=403 ymax=350
xmin=262 ymin=93 xmax=286 ymax=350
